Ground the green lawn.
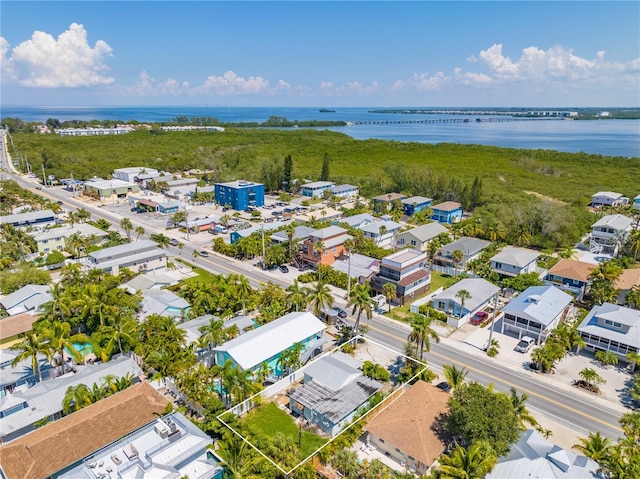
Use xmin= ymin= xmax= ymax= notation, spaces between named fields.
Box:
xmin=175 ymin=259 xmax=219 ymax=285
xmin=386 ymin=272 xmax=458 ymax=321
xmin=244 ymin=402 xmax=327 ymax=459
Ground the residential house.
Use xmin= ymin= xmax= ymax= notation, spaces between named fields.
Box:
xmin=329 ymin=184 xmax=359 ymax=199
xmin=590 ymin=214 xmax=633 ymax=256
xmin=431 ymin=201 xmax=463 ymax=224
xmin=213 ymin=311 xmax=327 ymax=375
xmin=301 ymin=181 xmax=336 ymax=198
xmin=162 ymin=177 xmax=201 ymax=199
xmin=591 ymin=191 xmax=629 ymax=208
xmin=0 ymin=210 xmax=56 ymax=230
xmin=490 ymin=246 xmax=541 ymax=278
xmin=633 ymin=194 xmax=640 ymax=211
xmin=372 ymin=193 xmax=407 ymax=207
xmin=299 ymin=226 xmax=351 ymax=268
xmin=87 ymin=239 xmax=167 ymax=275
xmin=501 ymin=286 xmax=573 ymax=344
xmin=432 ymin=237 xmax=491 ymax=269
xmin=401 ymin=196 xmax=433 ymax=216
xmin=30 ymin=223 xmax=108 ymax=255
xmin=294 ymin=207 xmax=343 ymax=223
xmin=334 ymin=213 xmax=376 ymax=230
xmin=82 ymin=179 xmax=140 ymax=202
xmin=113 ymin=167 xmax=159 ymax=183
xmin=486 ymin=429 xmax=601 ymax=479
xmin=0 ymin=383 xmax=185 ymax=479
xmin=396 ymin=222 xmax=449 ymax=252
xmin=230 ymin=221 xmax=284 ymax=245
xmin=432 ymin=278 xmax=500 ymax=327
xmin=0 ymin=355 xmax=143 ymax=443
xmin=271 ymin=225 xmax=317 ymax=244
xmin=364 ymin=381 xmax=449 ymax=474
xmin=214 ymin=180 xmax=265 ymax=210
xmin=577 ymin=302 xmax=640 ymax=361
xmin=544 ymin=259 xmax=597 ymax=299
xmin=133 ymin=197 xmax=181 ymax=215
xmin=1 ymin=348 xmax=52 ymax=394
xmin=0 ymin=284 xmax=52 ymax=316
xmin=371 ymin=249 xmax=430 ymax=305
xmin=332 ymin=253 xmax=380 ymax=283
xmin=121 ymin=271 xmax=178 ymax=295
xmin=0 ymin=313 xmax=39 ymax=350
xmin=139 ymin=291 xmax=190 ymax=321
xmin=615 ymin=268 xmax=640 ymax=305
xmin=288 ymin=352 xmax=382 ymax=436
xmin=360 ymin=219 xmax=402 ymax=248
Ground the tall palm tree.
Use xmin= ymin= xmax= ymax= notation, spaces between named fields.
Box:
xmin=233 ymin=274 xmax=253 ymax=315
xmin=101 ymin=316 xmax=138 ymax=358
xmin=150 ymin=232 xmax=171 ymax=249
xmin=216 ymin=431 xmax=264 ymax=479
xmin=134 ymin=226 xmax=145 ymax=240
xmin=443 ymin=364 xmax=468 ymax=391
xmin=451 ymin=249 xmax=464 ymax=273
xmin=573 ymin=431 xmax=612 ymax=462
xmin=348 ymin=282 xmax=375 ymax=336
xmin=437 ymin=441 xmax=497 ymax=479
xmin=199 ymin=317 xmax=226 ymax=349
xmin=41 ymin=320 xmax=88 ymax=374
xmin=62 ymin=383 xmax=95 ymax=414
xmin=627 ymin=351 xmax=640 ymax=373
xmin=509 ymin=387 xmax=538 ymax=430
xmin=11 ymin=332 xmax=51 ymax=382
xmin=313 ymin=240 xmax=325 ymax=280
xmin=407 ymin=313 xmax=440 ymax=358
xmin=286 ymin=279 xmax=308 ymax=312
xmin=382 ymin=282 xmax=397 ymax=313
xmin=120 ymin=217 xmax=133 ymax=242
xmin=306 ymin=280 xmax=334 ymax=318
xmin=455 ymin=289 xmax=472 ymax=319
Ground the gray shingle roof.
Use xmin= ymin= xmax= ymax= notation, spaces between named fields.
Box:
xmin=490 ymin=247 xmax=541 ymax=268
xmin=577 ymin=302 xmax=640 ymax=348
xmin=400 ymin=223 xmax=448 ymax=242
xmin=434 ymin=278 xmax=500 ymax=311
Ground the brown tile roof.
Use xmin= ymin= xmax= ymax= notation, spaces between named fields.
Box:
xmin=0 ymin=313 xmax=39 ymax=340
xmin=364 ymin=380 xmax=449 ymax=467
xmin=373 ymin=193 xmax=407 ymax=202
xmin=616 ymin=268 xmax=640 ymax=291
xmin=432 ymin=201 xmax=462 ymax=211
xmin=398 ymin=269 xmax=429 ymax=287
xmin=547 ymin=259 xmax=597 ymax=282
xmin=0 ymin=382 xmax=168 ymax=479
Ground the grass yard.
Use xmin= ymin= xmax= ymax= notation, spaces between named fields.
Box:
xmin=244 ymin=402 xmax=327 ymax=459
xmin=175 ymin=259 xmax=219 ymax=285
xmin=386 ymin=272 xmax=458 ymax=322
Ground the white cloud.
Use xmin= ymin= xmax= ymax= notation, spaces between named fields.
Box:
xmin=408 ymin=72 xmax=450 ymax=91
xmin=1 ymin=23 xmax=113 ymax=87
xmin=318 ymin=80 xmax=380 ymax=96
xmin=191 ymin=71 xmax=270 ymax=96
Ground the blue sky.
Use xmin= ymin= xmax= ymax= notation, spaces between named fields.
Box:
xmin=1 ymin=1 xmax=638 ymax=107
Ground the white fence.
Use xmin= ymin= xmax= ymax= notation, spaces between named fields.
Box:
xmin=409 ymin=287 xmax=444 ymax=314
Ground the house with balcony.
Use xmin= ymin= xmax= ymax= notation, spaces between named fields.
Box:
xmin=490 ymin=247 xmax=541 ymax=278
xmin=30 ymin=223 xmax=108 ymax=255
xmin=87 ymin=239 xmax=167 ymax=276
xmin=329 ymin=184 xmax=359 ymax=199
xmin=432 ymin=278 xmax=500 ymax=327
xmin=371 ymin=192 xmax=407 ymax=213
xmin=299 ymin=226 xmax=350 ymax=268
xmin=544 ymin=259 xmax=597 ymax=299
xmin=214 ymin=180 xmax=265 ymax=210
xmin=577 ymin=303 xmax=640 ymax=361
xmin=501 ymin=286 xmax=573 ymax=344
xmin=432 ymin=237 xmax=491 ymax=270
xmin=0 ymin=210 xmax=56 ymax=230
xmin=300 ymin=181 xmax=336 ymax=198
xmin=431 ymin=201 xmax=463 ymax=224
xmin=288 ymin=352 xmax=381 ymax=436
xmin=334 ymin=213 xmax=375 ymax=230
xmin=371 ymin=249 xmax=430 ymax=306
xmin=213 ymin=311 xmax=327 ymax=376
xmin=401 ymin=196 xmax=433 ymax=216
xmin=589 ymin=214 xmax=633 ymax=256
xmin=396 ymin=222 xmax=449 ymax=252
xmin=360 ymin=219 xmax=402 ymax=248
xmin=270 ymin=225 xmax=317 ymax=245
xmin=591 ymin=191 xmax=629 ymax=208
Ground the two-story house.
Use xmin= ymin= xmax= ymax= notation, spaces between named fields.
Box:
xmin=396 ymin=222 xmax=449 ymax=252
xmin=360 ymin=219 xmax=402 ymax=248
xmin=371 ymin=249 xmax=430 ymax=305
xmin=544 ymin=259 xmax=597 ymax=299
xmin=577 ymin=302 xmax=640 ymax=361
xmin=490 ymin=247 xmax=541 ymax=278
xmin=30 ymin=223 xmax=108 ymax=255
xmin=590 ymin=214 xmax=633 ymax=256
xmin=431 ymin=201 xmax=463 ymax=224
xmin=432 ymin=237 xmax=491 ymax=270
xmin=329 ymin=184 xmax=359 ymax=199
xmin=86 ymin=240 xmax=167 ymax=276
xmin=299 ymin=226 xmax=351 ymax=268
xmin=501 ymin=285 xmax=573 ymax=344
xmin=432 ymin=278 xmax=500 ymax=327
xmin=301 ymin=181 xmax=336 ymax=198
xmin=401 ymin=196 xmax=433 ymax=216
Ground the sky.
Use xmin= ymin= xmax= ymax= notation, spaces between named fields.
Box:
xmin=1 ymin=1 xmax=639 ymax=107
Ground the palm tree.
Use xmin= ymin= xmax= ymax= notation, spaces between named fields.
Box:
xmin=119 ymin=217 xmax=133 ymax=242
xmin=595 ymin=350 xmax=619 ymax=368
xmin=134 ymin=226 xmax=145 ymax=240
xmin=407 ymin=313 xmax=440 ymax=359
xmin=199 ymin=317 xmax=225 ymax=349
xmin=443 ymin=364 xmax=468 ymax=391
xmin=455 ymin=289 xmax=472 ymax=319
xmin=233 ymin=274 xmax=253 ymax=315
xmin=437 ymin=441 xmax=497 ymax=479
xmin=573 ymin=431 xmax=612 ymax=462
xmin=11 ymin=332 xmax=51 ymax=382
xmin=62 ymin=383 xmax=95 ymax=414
xmin=216 ymin=431 xmax=264 ymax=479
xmin=254 ymin=361 xmax=272 ymax=383
xmin=192 ymin=248 xmax=199 ymax=267
xmin=382 ymin=282 xmax=397 ymax=313
xmin=578 ymin=367 xmax=605 ymax=391
xmin=41 ymin=320 xmax=88 ymax=374
xmin=284 ymin=222 xmax=297 ymax=263
xmin=348 ymin=282 xmax=375 ymax=336
xmin=509 ymin=387 xmax=538 ymax=430
xmin=451 ymin=249 xmax=464 ymax=273
xmin=626 ymin=351 xmax=640 ymax=373
xmin=150 ymin=232 xmax=171 ymax=249
xmin=306 ymin=280 xmax=334 ymax=318
xmin=101 ymin=317 xmax=139 ymax=357
xmin=286 ymin=279 xmax=308 ymax=312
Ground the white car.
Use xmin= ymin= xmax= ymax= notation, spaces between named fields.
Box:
xmin=515 ymin=336 xmax=536 ymax=353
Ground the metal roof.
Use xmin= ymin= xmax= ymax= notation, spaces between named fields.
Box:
xmin=0 ymin=210 xmax=55 ymax=225
xmin=577 ymin=303 xmax=640 ymax=348
xmin=490 ymin=246 xmax=541 ymax=268
xmin=434 ymin=278 xmax=500 ymax=312
xmin=0 ymin=284 xmax=51 ymax=313
xmin=502 ymin=286 xmax=572 ymax=326
xmin=592 ymin=214 xmax=633 ymax=230
xmin=89 ymin=239 xmax=158 ymax=261
xmin=399 ymin=222 xmax=448 ymax=242
xmin=304 ymin=353 xmax=363 ymax=391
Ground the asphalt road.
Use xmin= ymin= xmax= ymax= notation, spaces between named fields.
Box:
xmin=0 ymin=130 xmax=627 ymax=441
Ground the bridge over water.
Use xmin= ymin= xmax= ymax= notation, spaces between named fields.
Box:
xmin=347 ymin=117 xmax=562 ymax=126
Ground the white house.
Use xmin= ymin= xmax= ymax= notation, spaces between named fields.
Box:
xmin=432 ymin=278 xmax=500 ymax=328
xmin=360 ymin=219 xmax=402 ymax=248
xmin=577 ymin=303 xmax=640 ymax=361
xmin=490 ymin=247 xmax=541 ymax=277
xmin=87 ymin=240 xmax=167 ymax=276
xmin=590 ymin=214 xmax=633 ymax=256
xmin=30 ymin=223 xmax=108 ymax=254
xmin=301 ymin=181 xmax=335 ymax=198
xmin=591 ymin=191 xmax=629 ymax=208
xmin=0 ymin=284 xmax=52 ymax=316
xmin=329 ymin=184 xmax=359 ymax=199
xmin=113 ymin=167 xmax=159 ymax=183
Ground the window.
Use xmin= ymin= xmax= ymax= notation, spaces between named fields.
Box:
xmin=604 ymin=319 xmax=623 ymax=329
xmin=410 ymin=240 xmax=416 ymax=246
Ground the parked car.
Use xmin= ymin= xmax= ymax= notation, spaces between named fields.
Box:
xmin=35 ymin=186 xmax=42 ymax=190
xmin=279 ymin=265 xmax=289 ymax=273
xmin=470 ymin=311 xmax=489 ymax=325
xmin=199 ymin=250 xmax=209 ymax=257
xmin=515 ymin=336 xmax=536 ymax=353
xmin=169 ymin=239 xmax=180 ymax=246
xmin=56 ymin=200 xmax=64 ymax=205
xmin=334 ymin=307 xmax=348 ymax=319
xmin=436 ymin=382 xmax=452 ymax=392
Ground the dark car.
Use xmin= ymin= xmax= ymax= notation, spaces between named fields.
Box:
xmin=169 ymin=239 xmax=180 ymax=246
xmin=56 ymin=200 xmax=64 ymax=205
xmin=279 ymin=265 xmax=289 ymax=273
xmin=334 ymin=307 xmax=348 ymax=319
xmin=436 ymin=382 xmax=452 ymax=393
xmin=222 ymin=207 xmax=229 ymax=212
xmin=199 ymin=250 xmax=209 ymax=257
xmin=35 ymin=186 xmax=42 ymax=190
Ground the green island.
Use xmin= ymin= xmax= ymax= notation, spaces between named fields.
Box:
xmin=367 ymin=107 xmax=640 ymax=120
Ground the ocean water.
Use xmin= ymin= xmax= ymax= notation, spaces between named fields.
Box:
xmin=1 ymin=105 xmax=639 ymax=158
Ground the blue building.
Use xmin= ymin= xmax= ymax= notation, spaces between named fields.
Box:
xmin=214 ymin=180 xmax=264 ymax=210
xmin=431 ymin=201 xmax=463 ymax=224
xmin=401 ymin=196 xmax=433 ymax=216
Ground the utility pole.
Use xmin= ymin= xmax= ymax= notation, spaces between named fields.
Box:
xmin=111 ymin=182 xmax=116 ymax=212
xmin=487 ymin=285 xmax=501 ymax=353
xmin=346 ymin=249 xmax=352 ymax=300
xmin=184 ymin=201 xmax=191 ymax=242
xmin=261 ymin=226 xmax=266 ymax=266
xmin=71 ymin=172 xmax=75 ymax=197
xmin=41 ymin=164 xmax=46 ymax=187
